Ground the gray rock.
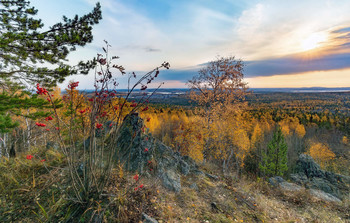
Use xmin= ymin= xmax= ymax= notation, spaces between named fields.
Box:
xmin=295 ymin=154 xmax=325 ymax=178
xmin=269 ymin=176 xmax=285 ymax=187
xmin=290 ymin=173 xmax=308 ymax=186
xmin=291 ymin=154 xmax=350 ymax=200
xmin=179 ymin=159 xmax=190 ymax=175
xmin=269 ymin=176 xmax=303 ymax=191
xmin=310 ymin=177 xmax=341 ymax=198
xmin=193 ymin=169 xmax=205 ymax=176
xmin=309 ymin=189 xmax=342 ymax=203
xmin=269 ymin=163 xmax=345 ymax=203
xmin=160 ymin=170 xmax=181 ymax=192
xmin=189 ymin=183 xmax=199 ymax=191
xmin=114 ymin=113 xmax=147 ymax=173
xmin=205 ymin=173 xmax=219 ymax=181
xmin=279 ymin=182 xmax=303 ymax=192
xmin=142 ymin=213 xmax=158 ymax=223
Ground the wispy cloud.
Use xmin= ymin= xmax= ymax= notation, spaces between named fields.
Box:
xmin=244 ymin=25 xmax=350 ymax=77
xmin=231 ymin=0 xmax=350 ymax=60
xmin=32 ymin=0 xmax=350 ymax=88
xmin=245 ymin=53 xmax=350 ymax=77
xmin=145 ymin=48 xmax=161 ymax=52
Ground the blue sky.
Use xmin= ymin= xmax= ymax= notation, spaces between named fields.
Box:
xmin=31 ymin=0 xmax=350 ymax=89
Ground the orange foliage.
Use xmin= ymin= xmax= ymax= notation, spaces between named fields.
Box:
xmin=308 ymin=141 xmax=335 ymax=167
xmin=251 ymin=123 xmax=263 ymax=147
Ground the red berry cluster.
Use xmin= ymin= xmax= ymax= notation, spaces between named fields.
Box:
xmin=68 ymin=81 xmax=79 ymax=90
xmin=133 ymin=174 xmax=144 ymax=191
xmin=26 ymin=154 xmax=46 ymax=162
xmin=45 ymin=116 xmax=53 ymax=121
xmin=36 ymin=122 xmax=46 ymax=127
xmin=36 ymin=83 xmax=48 ymax=95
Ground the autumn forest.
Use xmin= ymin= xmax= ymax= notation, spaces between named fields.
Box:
xmin=1 ymin=0 xmax=350 ymax=222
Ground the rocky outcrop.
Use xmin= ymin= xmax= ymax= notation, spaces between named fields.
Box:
xmin=268 ymin=154 xmax=349 ymax=203
xmin=309 ymin=189 xmax=342 ymax=203
xmin=114 ymin=113 xmax=200 ymax=192
xmin=268 ymin=176 xmax=342 ymax=203
xmin=290 ymin=154 xmax=350 ymax=200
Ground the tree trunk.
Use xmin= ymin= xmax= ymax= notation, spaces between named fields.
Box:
xmin=9 ymin=142 xmax=16 ymax=158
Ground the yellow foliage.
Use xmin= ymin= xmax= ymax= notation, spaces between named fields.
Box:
xmin=208 ymin=108 xmax=250 ymax=168
xmin=279 ymin=123 xmax=290 ymax=136
xmin=233 ymin=128 xmax=250 ymax=165
xmin=146 ymin=113 xmax=160 ymax=134
xmin=320 ymin=116 xmax=328 ymax=123
xmin=308 ymin=142 xmax=336 ymax=167
xmin=295 ymin=124 xmax=306 ymax=138
xmin=52 ymin=86 xmax=61 ymax=98
xmin=312 ymin=114 xmax=320 ymax=122
xmin=278 ymin=116 xmax=306 ymax=138
xmin=251 ymin=123 xmax=263 ymax=147
xmin=163 ymin=133 xmax=172 ymax=146
xmin=342 ymin=136 xmax=348 ymax=144
xmin=173 ymin=116 xmax=205 ymax=162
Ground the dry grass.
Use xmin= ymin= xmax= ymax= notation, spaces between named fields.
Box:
xmin=1 ymin=152 xmax=349 ymax=222
xmin=136 ymin=171 xmax=350 ymax=223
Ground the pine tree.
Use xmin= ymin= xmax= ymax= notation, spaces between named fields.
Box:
xmin=260 ymin=127 xmax=288 ymax=176
xmin=0 ymin=0 xmax=102 ymax=86
xmin=0 ymin=0 xmax=102 ymax=132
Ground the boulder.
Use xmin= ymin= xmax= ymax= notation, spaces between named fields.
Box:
xmin=113 ymin=113 xmax=200 ymax=192
xmin=142 ymin=213 xmax=158 ymax=223
xmin=268 ymin=176 xmax=303 ymax=192
xmin=309 ymin=189 xmax=342 ymax=203
xmin=189 ymin=183 xmax=199 ymax=191
xmin=291 ymin=154 xmax=350 ymax=200
xmin=268 ymin=176 xmax=344 ymax=203
xmin=279 ymin=181 xmax=303 ymax=192
xmin=268 ymin=176 xmax=284 ymax=187
xmin=160 ymin=170 xmax=181 ymax=192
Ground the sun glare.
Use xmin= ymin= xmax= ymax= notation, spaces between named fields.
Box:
xmin=301 ymin=33 xmax=327 ymax=51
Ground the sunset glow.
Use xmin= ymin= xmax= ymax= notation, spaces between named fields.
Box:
xmin=29 ymin=0 xmax=350 ymax=89
xmin=301 ymin=33 xmax=328 ymax=51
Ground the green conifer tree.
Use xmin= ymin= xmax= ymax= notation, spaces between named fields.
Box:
xmin=0 ymin=0 xmax=102 ymax=85
xmin=260 ymin=127 xmax=288 ymax=176
xmin=0 ymin=0 xmax=102 ymax=132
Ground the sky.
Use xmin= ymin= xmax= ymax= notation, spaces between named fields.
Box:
xmin=30 ymin=0 xmax=350 ymax=89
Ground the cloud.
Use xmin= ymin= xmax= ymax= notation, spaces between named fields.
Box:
xmin=244 ymin=53 xmax=350 ymax=77
xmin=145 ymin=48 xmax=161 ymax=52
xmin=65 ymin=0 xmax=350 ymax=71
xmin=244 ymin=25 xmax=350 ymax=77
xmin=246 ymin=68 xmax=350 ymax=88
xmin=156 ymin=68 xmax=199 ymax=82
xmin=231 ymin=0 xmax=350 ymax=59
xmin=332 ymin=26 xmax=350 ymax=50
xmin=333 ymin=27 xmax=350 ymax=33
xmin=35 ymin=0 xmax=350 ymax=89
